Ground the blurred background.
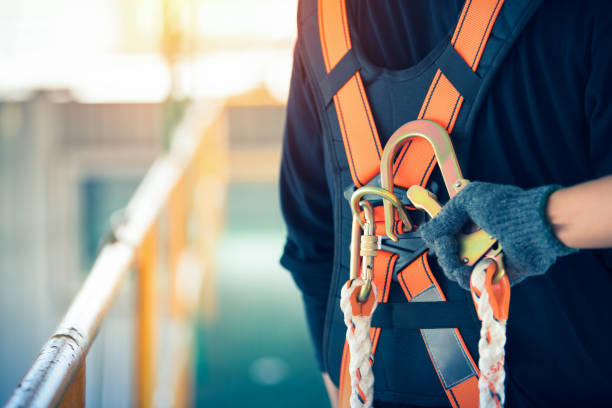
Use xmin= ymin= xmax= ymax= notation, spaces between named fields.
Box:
xmin=0 ymin=0 xmax=328 ymax=406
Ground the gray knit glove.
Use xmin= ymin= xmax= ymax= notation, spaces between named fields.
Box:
xmin=419 ymin=182 xmax=576 ymax=290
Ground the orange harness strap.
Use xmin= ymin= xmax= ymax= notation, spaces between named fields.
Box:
xmin=319 ymin=0 xmax=505 ymax=407
xmin=319 ymin=0 xmax=504 ymax=189
xmin=397 ymin=254 xmax=480 ymax=407
xmin=318 ymin=0 xmax=382 ymax=187
xmin=392 ymin=0 xmax=505 ymax=189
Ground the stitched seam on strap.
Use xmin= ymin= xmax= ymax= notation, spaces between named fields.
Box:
xmin=319 ymin=1 xmax=331 ymax=71
xmin=421 ymin=330 xmax=449 ymax=386
xmin=471 ymin=0 xmax=503 ymax=69
xmin=447 ymin=94 xmax=461 ymax=130
xmin=451 ymin=329 xmax=478 ymax=380
xmin=452 ymin=0 xmax=473 ymax=46
xmin=422 ymin=329 xmax=474 ymax=390
xmin=381 ymin=253 xmax=397 ymax=301
xmin=420 ymin=70 xmax=443 ymax=119
xmin=448 ymin=370 xmax=476 ymax=389
xmin=419 ymin=155 xmax=437 ymax=187
xmin=449 ymin=388 xmax=460 ymax=407
xmin=340 ymin=0 xmax=382 ymax=166
xmin=355 ymin=75 xmax=382 ymax=158
xmin=420 ymin=254 xmax=434 ymax=285
xmin=392 ymin=139 xmax=412 ymax=179
xmin=335 ymin=93 xmax=364 ymax=186
xmin=339 ymin=0 xmax=350 ymax=49
xmin=398 ymin=271 xmax=412 ymax=298
xmin=447 ymin=97 xmax=463 ymax=133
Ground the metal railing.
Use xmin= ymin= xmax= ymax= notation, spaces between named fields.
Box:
xmin=5 ymin=103 xmax=228 ymax=408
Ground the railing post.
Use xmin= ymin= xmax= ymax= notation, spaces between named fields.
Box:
xmin=135 ymin=225 xmax=158 ymax=408
xmin=4 ymin=103 xmax=224 ymax=408
xmin=168 ymin=175 xmax=187 ymax=318
xmin=58 ymin=361 xmax=86 ymax=408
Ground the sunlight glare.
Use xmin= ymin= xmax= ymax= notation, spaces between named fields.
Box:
xmin=0 ymin=0 xmax=298 ymax=102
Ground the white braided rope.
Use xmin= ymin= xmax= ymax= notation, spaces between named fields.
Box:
xmin=340 ymin=280 xmax=378 ymax=408
xmin=471 ymin=261 xmax=507 ymax=408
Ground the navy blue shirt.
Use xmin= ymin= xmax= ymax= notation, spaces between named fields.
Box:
xmin=280 ymin=1 xmax=612 ymax=406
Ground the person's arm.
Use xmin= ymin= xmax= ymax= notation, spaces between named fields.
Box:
xmin=419 ymin=175 xmax=612 ymax=289
xmin=421 ymin=10 xmax=612 ymax=289
xmin=279 ymin=39 xmax=337 ymax=404
xmin=547 ymin=175 xmax=612 ymax=249
xmin=559 ymin=11 xmax=612 ymax=250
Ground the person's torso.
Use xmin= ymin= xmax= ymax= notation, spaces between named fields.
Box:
xmin=297 ymin=1 xmax=612 ymax=406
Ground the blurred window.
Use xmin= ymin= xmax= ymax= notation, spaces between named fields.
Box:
xmin=80 ymin=176 xmax=140 ymax=269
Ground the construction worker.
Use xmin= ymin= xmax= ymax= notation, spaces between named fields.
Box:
xmin=280 ymin=1 xmax=612 ymax=406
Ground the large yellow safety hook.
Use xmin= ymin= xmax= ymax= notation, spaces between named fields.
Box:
xmin=380 ymin=119 xmax=505 ymax=282
xmin=380 ymin=120 xmax=469 ymax=240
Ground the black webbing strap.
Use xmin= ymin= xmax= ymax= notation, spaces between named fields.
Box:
xmin=333 ymin=299 xmax=475 ymax=329
xmin=372 ymin=301 xmax=476 ymax=329
xmin=436 ymin=44 xmax=482 ymax=103
xmin=319 ymin=49 xmax=360 ymax=106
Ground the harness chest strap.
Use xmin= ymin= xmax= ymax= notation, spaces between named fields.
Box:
xmin=318 ymin=0 xmax=506 ymax=407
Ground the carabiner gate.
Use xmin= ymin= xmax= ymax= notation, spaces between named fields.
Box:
xmin=350 ymin=185 xmax=412 ymax=241
xmin=349 ymin=199 xmax=376 ymax=302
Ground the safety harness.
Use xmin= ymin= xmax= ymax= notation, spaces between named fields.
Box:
xmin=340 ymin=120 xmax=511 ymax=408
xmin=310 ymin=0 xmax=542 ymax=407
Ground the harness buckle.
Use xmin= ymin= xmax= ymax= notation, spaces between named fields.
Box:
xmin=378 ymin=232 xmax=428 ymax=276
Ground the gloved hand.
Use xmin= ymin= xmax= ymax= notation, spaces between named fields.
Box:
xmin=419 ymin=181 xmax=577 ymax=290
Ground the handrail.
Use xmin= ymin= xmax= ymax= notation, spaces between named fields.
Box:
xmin=4 ymin=102 xmax=227 ymax=408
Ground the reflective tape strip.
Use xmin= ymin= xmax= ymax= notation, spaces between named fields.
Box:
xmin=398 ymin=254 xmax=480 ymax=408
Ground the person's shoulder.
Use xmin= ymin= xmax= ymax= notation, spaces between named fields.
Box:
xmin=538 ymin=0 xmax=612 ymax=24
xmin=297 ymin=0 xmax=317 ymax=27
xmin=540 ymin=0 xmax=609 ymax=10
xmin=527 ymin=0 xmax=612 ymax=52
